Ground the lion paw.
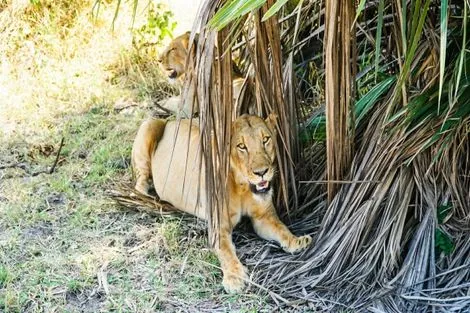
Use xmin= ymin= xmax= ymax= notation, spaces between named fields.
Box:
xmin=222 ymin=265 xmax=248 ymax=294
xmin=133 ymin=175 xmax=151 ymax=196
xmin=283 ymin=235 xmax=312 ymax=254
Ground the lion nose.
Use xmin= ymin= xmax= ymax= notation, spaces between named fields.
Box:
xmin=168 ymin=70 xmax=178 ymax=79
xmin=253 ymin=168 xmax=268 ymax=177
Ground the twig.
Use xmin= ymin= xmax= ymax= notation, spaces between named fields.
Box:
xmin=49 ymin=137 xmax=65 ymax=174
xmin=114 ymin=104 xmax=139 ymax=112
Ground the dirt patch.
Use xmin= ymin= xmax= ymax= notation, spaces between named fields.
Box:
xmin=22 ymin=221 xmax=54 ymax=240
xmin=45 ymin=192 xmax=67 ymax=207
xmin=123 ymin=233 xmax=141 ymax=248
xmin=65 ymin=289 xmax=105 ymax=313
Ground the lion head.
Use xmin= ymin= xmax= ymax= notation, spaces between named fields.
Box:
xmin=157 ymin=32 xmax=191 ymax=84
xmin=230 ymin=114 xmax=277 ymax=195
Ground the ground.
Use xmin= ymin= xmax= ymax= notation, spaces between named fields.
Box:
xmin=0 ymin=1 xmax=276 ymax=312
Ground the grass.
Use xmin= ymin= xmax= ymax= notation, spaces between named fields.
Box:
xmin=0 ymin=1 xmax=274 ymax=312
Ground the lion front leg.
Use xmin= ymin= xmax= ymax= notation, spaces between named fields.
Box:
xmin=250 ymin=205 xmax=312 ymax=254
xmin=215 ymin=227 xmax=248 ymax=293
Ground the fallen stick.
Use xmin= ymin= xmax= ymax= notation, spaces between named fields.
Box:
xmin=48 ymin=137 xmax=65 ymax=174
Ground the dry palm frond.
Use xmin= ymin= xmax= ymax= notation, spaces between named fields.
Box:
xmin=107 ymin=183 xmax=181 ymax=217
xmin=240 ymin=96 xmax=469 ymax=312
xmin=252 ymin=0 xmax=299 ymax=211
xmin=324 ymin=0 xmax=355 ymax=201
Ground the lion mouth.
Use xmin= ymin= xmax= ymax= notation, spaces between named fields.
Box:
xmin=250 ymin=180 xmax=271 ymax=194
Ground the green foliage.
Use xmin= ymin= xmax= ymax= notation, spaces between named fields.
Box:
xmin=435 ymin=204 xmax=454 ymax=256
xmin=374 ymin=0 xmax=385 ymax=81
xmin=262 ymin=0 xmax=289 ymax=21
xmin=439 ymin=0 xmax=449 ymax=105
xmin=300 ymin=75 xmax=396 ymax=143
xmin=132 ymin=2 xmax=176 ymax=51
xmin=437 ymin=204 xmax=452 ymax=224
xmin=299 ymin=114 xmax=326 ymax=143
xmin=208 ymin=0 xmax=264 ymax=30
xmin=208 ymin=0 xmax=299 ymax=30
xmin=356 ymin=75 xmax=396 ymax=125
xmin=435 ymin=228 xmax=454 ymax=256
xmin=354 ymin=0 xmax=367 ymax=23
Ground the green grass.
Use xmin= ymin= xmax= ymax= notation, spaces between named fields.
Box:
xmin=0 ymin=1 xmax=274 ymax=312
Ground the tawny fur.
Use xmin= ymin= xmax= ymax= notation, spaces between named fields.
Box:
xmin=131 ymin=114 xmax=312 ymax=293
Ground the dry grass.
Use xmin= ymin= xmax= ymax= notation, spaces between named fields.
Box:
xmin=0 ymin=1 xmax=274 ymax=312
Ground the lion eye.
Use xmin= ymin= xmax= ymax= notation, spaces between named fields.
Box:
xmin=237 ymin=143 xmax=247 ymax=150
xmin=263 ymin=136 xmax=271 ymax=144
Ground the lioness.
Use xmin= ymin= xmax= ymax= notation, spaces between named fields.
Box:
xmin=131 ymin=114 xmax=312 ymax=293
xmin=157 ymin=32 xmax=191 ymax=85
xmin=157 ymin=32 xmax=245 ymax=117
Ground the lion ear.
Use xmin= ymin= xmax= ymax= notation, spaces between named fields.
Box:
xmin=185 ymin=32 xmax=199 ymax=54
xmin=180 ymin=32 xmax=191 ymax=51
xmin=265 ymin=113 xmax=278 ymax=134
